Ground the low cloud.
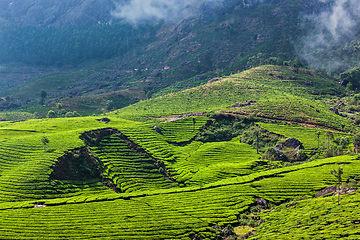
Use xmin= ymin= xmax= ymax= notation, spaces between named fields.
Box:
xmin=297 ymin=0 xmax=360 ymax=73
xmin=111 ymin=0 xmax=224 ymax=23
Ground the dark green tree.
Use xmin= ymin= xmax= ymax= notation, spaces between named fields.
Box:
xmin=316 ymin=131 xmax=321 ymax=149
xmin=47 ymin=110 xmax=55 ymax=118
xmin=352 ymin=133 xmax=360 ymax=153
xmin=192 ymin=118 xmax=196 ymax=132
xmin=41 ymin=135 xmax=50 ymax=150
xmin=106 ymin=100 xmax=115 ymax=111
xmin=253 ymin=128 xmax=260 ymax=154
xmin=341 ymin=67 xmax=360 ymax=90
xmin=330 ymin=165 xmax=343 ymax=205
xmin=40 ymin=90 xmax=47 ymax=105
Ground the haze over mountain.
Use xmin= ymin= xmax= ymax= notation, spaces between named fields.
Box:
xmin=0 ymin=0 xmax=360 ymax=116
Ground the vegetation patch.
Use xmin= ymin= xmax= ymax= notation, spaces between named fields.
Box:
xmin=50 ymin=147 xmax=103 ymax=181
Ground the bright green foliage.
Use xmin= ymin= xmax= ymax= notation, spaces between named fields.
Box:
xmin=113 ymin=66 xmax=351 ymax=130
xmin=330 ymin=165 xmax=344 ymax=205
xmin=250 ymin=192 xmax=360 ymax=239
xmin=159 ymin=116 xmax=208 ymax=143
xmin=56 ymin=103 xmax=63 ymax=111
xmin=257 ymin=123 xmax=353 ymax=154
xmin=353 ymin=133 xmax=360 ymax=153
xmin=91 ymin=135 xmax=177 ymax=192
xmin=0 ymin=113 xmax=359 ymax=238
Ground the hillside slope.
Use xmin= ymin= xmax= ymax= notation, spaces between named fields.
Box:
xmin=0 ymin=0 xmax=334 ymax=115
xmin=113 ymin=65 xmax=353 ymax=131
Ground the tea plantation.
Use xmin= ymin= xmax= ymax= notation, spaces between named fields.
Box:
xmin=0 ymin=66 xmax=359 ymax=239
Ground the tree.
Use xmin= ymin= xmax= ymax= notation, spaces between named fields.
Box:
xmin=330 ymin=165 xmax=343 ymax=205
xmin=192 ymin=118 xmax=196 ymax=132
xmin=106 ymin=100 xmax=115 ymax=111
xmin=47 ymin=110 xmax=55 ymax=118
xmin=316 ymin=131 xmax=321 ymax=149
xmin=262 ymin=147 xmax=279 ymax=169
xmin=56 ymin=103 xmax=63 ymax=111
xmin=352 ymin=133 xmax=360 ymax=153
xmin=40 ymin=90 xmax=47 ymax=105
xmin=41 ymin=135 xmax=50 ymax=150
xmin=253 ymin=128 xmax=260 ymax=154
xmin=325 ymin=131 xmax=334 ymax=150
xmin=340 ymin=67 xmax=360 ymax=90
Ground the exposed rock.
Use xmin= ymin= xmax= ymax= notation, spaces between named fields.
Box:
xmin=100 ymin=117 xmax=111 ymax=123
xmin=276 ymin=149 xmax=288 ymax=161
xmin=315 ymin=186 xmax=357 ymax=198
xmin=212 ymin=225 xmax=222 ymax=231
xmin=221 ymin=229 xmax=232 ymax=236
xmin=304 ymin=80 xmax=313 ymax=86
xmin=242 ymin=231 xmax=255 ymax=239
xmin=329 ymin=107 xmax=339 ymax=115
xmin=284 ymin=138 xmax=302 ymax=148
xmin=153 ymin=126 xmax=161 ymax=133
xmin=207 ymin=78 xmax=220 ymax=83
xmin=229 ymin=100 xmax=257 ymax=108
xmin=274 ymin=144 xmax=283 ymax=151
xmin=255 ymin=197 xmax=268 ymax=209
xmin=287 ymin=202 xmax=297 ymax=208
xmin=34 ymin=205 xmax=46 ymax=208
xmin=335 ymin=188 xmax=357 ymax=196
xmin=80 ymin=128 xmax=119 ymax=147
xmin=292 ymin=145 xmax=301 ymax=158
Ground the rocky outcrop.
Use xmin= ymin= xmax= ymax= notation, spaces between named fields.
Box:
xmin=229 ymin=100 xmax=257 ymax=108
xmin=329 ymin=107 xmax=339 ymax=115
xmin=284 ymin=138 xmax=302 ymax=148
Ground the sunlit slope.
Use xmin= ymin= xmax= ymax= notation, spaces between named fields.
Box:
xmin=0 ymin=154 xmax=358 ymax=239
xmin=250 ymin=191 xmax=360 ymax=239
xmin=0 ymin=114 xmax=359 ymax=238
xmin=0 ymin=116 xmax=260 ymax=201
xmin=113 ymin=65 xmax=351 ymax=130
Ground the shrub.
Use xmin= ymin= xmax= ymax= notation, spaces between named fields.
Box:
xmin=296 ymin=149 xmax=307 ymax=161
xmin=262 ymin=148 xmax=279 ymax=161
xmin=355 ymin=117 xmax=360 ymax=125
xmin=47 ymin=110 xmax=56 ymax=118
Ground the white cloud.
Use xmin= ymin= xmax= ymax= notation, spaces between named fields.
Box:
xmin=111 ymin=0 xmax=224 ymax=23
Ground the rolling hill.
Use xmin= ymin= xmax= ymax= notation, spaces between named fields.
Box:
xmin=0 ymin=65 xmax=358 ymax=239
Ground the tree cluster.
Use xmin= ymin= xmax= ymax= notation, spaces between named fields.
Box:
xmin=0 ymin=23 xmax=159 ymax=66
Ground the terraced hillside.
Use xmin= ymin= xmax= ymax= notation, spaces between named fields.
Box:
xmin=113 ymin=65 xmax=353 ymax=131
xmin=0 ymin=65 xmax=359 ymax=239
xmin=250 ymin=191 xmax=360 ymax=239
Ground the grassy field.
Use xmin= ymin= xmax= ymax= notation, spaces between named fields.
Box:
xmin=0 ymin=65 xmax=358 ymax=239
